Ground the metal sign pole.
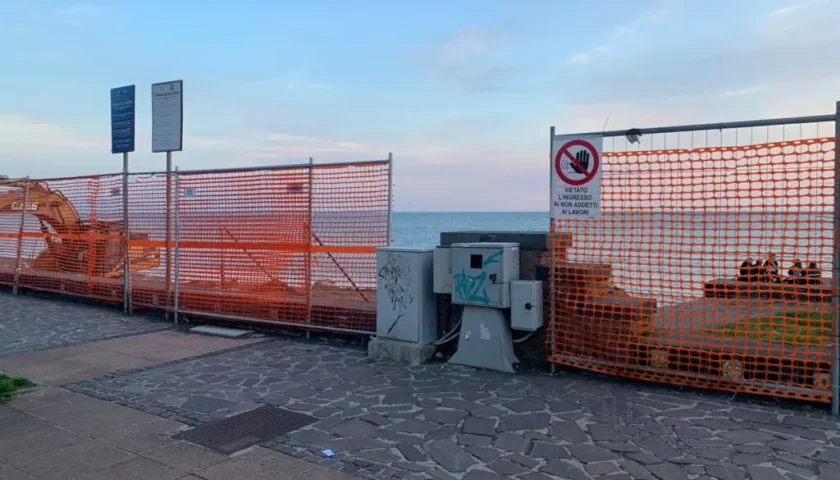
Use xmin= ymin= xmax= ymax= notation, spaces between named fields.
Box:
xmin=173 ymin=167 xmax=181 ymax=325
xmin=122 ymin=152 xmax=131 ymax=313
xmin=548 ymin=127 xmax=556 ymax=374
xmin=833 ymin=100 xmax=840 ymax=417
xmin=151 ymin=80 xmax=182 ymax=320
xmin=111 ymin=84 xmax=135 ymax=312
xmin=12 ymin=179 xmax=30 ymax=296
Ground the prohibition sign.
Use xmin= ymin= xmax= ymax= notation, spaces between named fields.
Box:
xmin=554 ymin=139 xmax=600 ymax=186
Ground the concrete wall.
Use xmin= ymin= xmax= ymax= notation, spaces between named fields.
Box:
xmin=437 ymin=231 xmax=551 ymax=369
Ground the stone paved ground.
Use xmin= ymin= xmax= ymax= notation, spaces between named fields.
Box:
xmin=0 ymin=292 xmax=169 ymax=356
xmin=71 ymin=339 xmax=840 ymax=480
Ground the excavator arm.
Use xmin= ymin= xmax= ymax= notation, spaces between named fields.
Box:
xmin=0 ymin=176 xmax=159 ymax=277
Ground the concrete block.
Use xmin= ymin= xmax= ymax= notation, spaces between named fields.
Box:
xmin=190 ymin=326 xmax=252 ymax=338
xmin=368 ymin=338 xmax=436 ymax=366
xmin=439 ymin=231 xmax=548 ymax=251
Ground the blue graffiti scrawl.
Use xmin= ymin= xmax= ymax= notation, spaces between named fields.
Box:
xmin=453 ymin=270 xmax=490 ymax=304
xmin=453 ymin=250 xmax=502 ymax=305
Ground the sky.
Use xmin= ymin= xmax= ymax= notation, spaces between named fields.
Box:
xmin=0 ymin=0 xmax=838 ymax=211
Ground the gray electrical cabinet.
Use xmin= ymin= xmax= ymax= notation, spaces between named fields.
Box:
xmin=450 ymin=242 xmax=519 ymax=308
xmin=375 ymin=248 xmax=437 ymax=344
xmin=511 ymin=280 xmax=543 ymax=331
xmin=433 ymin=246 xmax=452 ymax=294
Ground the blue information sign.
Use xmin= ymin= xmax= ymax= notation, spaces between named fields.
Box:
xmin=110 ymin=85 xmax=135 ymax=153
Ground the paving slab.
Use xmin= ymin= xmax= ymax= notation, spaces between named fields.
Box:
xmin=0 ymin=292 xmax=169 ymax=357
xmin=0 ymin=462 xmax=37 ymax=480
xmin=12 ymin=439 xmax=135 ymax=480
xmin=0 ymin=424 xmax=80 ymax=464
xmin=84 ymin=456 xmax=184 ymax=480
xmin=145 ymin=440 xmax=229 ymax=472
xmin=99 ymin=417 xmax=184 ymax=454
xmin=0 ymin=329 xmax=262 ymax=385
xmin=198 ymin=447 xmax=317 ymax=480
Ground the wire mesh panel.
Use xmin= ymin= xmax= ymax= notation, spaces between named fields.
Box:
xmin=3 ymin=175 xmax=126 ymax=302
xmin=126 ymin=173 xmax=170 ymax=310
xmin=548 ymin=122 xmax=837 ymax=403
xmin=174 ymin=168 xmax=310 ymax=325
xmin=2 ymin=160 xmax=390 ymax=335
xmin=0 ymin=182 xmax=28 ymax=287
xmin=310 ymin=161 xmax=390 ymax=332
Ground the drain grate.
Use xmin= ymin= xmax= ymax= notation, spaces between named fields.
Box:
xmin=174 ymin=405 xmax=315 ymax=454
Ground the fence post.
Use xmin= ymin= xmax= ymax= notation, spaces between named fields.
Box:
xmin=833 ymin=101 xmax=840 ymax=417
xmin=387 ymin=153 xmax=393 ymax=246
xmin=306 ymin=157 xmax=314 ymax=338
xmin=122 ymin=154 xmax=131 ymax=313
xmin=165 ymin=152 xmax=173 ymax=320
xmin=548 ymin=127 xmax=556 ymax=375
xmin=12 ymin=179 xmax=30 ymax=296
xmin=85 ymin=178 xmax=99 ymax=296
xmin=173 ymin=168 xmax=181 ymax=325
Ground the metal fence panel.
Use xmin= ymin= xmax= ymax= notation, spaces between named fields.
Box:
xmin=1 ymin=159 xmax=390 ymax=335
xmin=548 ymin=117 xmax=837 ymax=403
xmin=0 ymin=174 xmax=126 ymax=302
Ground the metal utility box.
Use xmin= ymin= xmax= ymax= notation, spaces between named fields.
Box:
xmin=511 ymin=280 xmax=543 ymax=331
xmin=450 ymin=242 xmax=519 ymax=308
xmin=375 ymin=248 xmax=437 ymax=344
xmin=433 ymin=246 xmax=452 ymax=294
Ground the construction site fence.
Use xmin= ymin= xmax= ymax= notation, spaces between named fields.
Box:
xmin=0 ymin=158 xmax=393 ymax=335
xmin=548 ymin=102 xmax=840 ymax=414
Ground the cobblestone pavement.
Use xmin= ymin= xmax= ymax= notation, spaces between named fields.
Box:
xmin=71 ymin=339 xmax=840 ymax=480
xmin=0 ymin=292 xmax=169 ymax=357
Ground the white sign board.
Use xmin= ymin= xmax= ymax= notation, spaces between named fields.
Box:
xmin=550 ymin=135 xmax=603 ymax=220
xmin=151 ymin=80 xmax=183 ymax=152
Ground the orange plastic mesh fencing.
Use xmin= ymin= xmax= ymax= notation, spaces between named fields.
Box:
xmin=171 ymin=167 xmax=310 ymax=326
xmin=0 ymin=175 xmax=126 ymax=301
xmin=2 ymin=161 xmax=389 ymax=333
xmin=548 ymin=135 xmax=838 ymax=403
xmin=121 ymin=161 xmax=390 ymax=333
xmin=309 ymin=161 xmax=390 ymax=332
xmin=0 ymin=182 xmax=26 ymax=287
xmin=126 ymin=172 xmax=171 ymax=310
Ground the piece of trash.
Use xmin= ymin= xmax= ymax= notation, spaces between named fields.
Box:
xmin=321 ymin=449 xmax=336 ymax=457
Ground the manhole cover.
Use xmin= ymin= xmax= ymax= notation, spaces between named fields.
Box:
xmin=174 ymin=405 xmax=315 ymax=454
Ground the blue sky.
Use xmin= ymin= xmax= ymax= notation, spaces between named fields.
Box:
xmin=1 ymin=0 xmax=838 ymax=211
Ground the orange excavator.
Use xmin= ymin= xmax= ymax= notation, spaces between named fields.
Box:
xmin=0 ymin=176 xmax=159 ymax=278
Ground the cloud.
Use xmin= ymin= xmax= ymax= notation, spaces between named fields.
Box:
xmin=569 ymin=52 xmax=592 ymax=64
xmin=766 ymin=4 xmax=802 ymax=17
xmin=235 ymin=133 xmax=380 ymax=160
xmin=564 ymin=0 xmax=840 ymax=107
xmin=0 ymin=114 xmax=105 ymax=150
xmin=285 ymin=81 xmax=335 ymax=91
xmin=435 ymin=27 xmax=498 ymax=66
xmin=48 ymin=4 xmax=110 ymax=27
xmin=567 ymin=5 xmax=667 ymax=65
xmin=422 ymin=27 xmax=511 ymax=92
xmin=612 ymin=8 xmax=667 ymax=39
xmin=241 ymin=76 xmax=337 ymax=95
xmin=723 ymin=85 xmax=767 ymax=97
